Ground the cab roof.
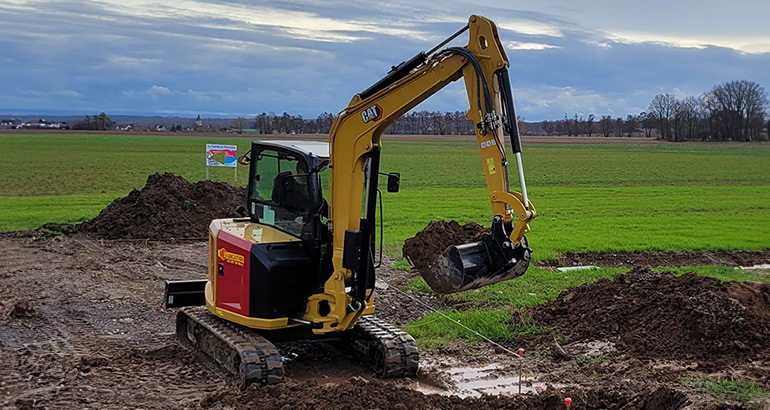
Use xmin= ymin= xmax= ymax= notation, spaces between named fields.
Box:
xmin=257 ymin=140 xmax=329 ymax=159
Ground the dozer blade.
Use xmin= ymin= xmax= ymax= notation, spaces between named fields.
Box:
xmin=420 ymin=218 xmax=531 ymax=294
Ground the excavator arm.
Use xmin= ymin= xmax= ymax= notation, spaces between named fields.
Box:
xmin=304 ymin=15 xmax=536 ymax=334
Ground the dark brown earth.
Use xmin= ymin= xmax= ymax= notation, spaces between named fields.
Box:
xmin=532 ymin=267 xmax=770 ymax=371
xmin=199 ymin=377 xmax=687 ymax=410
xmin=77 ymin=172 xmax=246 ymax=240
xmin=402 ymin=220 xmax=486 ymax=271
xmin=2 ymin=233 xmax=767 ymax=409
xmin=3 ymin=198 xmax=770 ymax=410
xmin=403 ymin=219 xmax=770 ymax=269
xmin=548 ymin=250 xmax=770 ymax=268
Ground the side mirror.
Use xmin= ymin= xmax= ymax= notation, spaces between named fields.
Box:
xmin=238 ymin=154 xmax=250 ymax=165
xmin=235 ymin=205 xmax=247 ymax=217
xmin=387 ymin=173 xmax=400 ymax=193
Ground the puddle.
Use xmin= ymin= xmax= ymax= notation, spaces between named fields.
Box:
xmin=414 ymin=362 xmax=555 ymax=398
xmin=281 ymin=343 xmax=556 ymax=398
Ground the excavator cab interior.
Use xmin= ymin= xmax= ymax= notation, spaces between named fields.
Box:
xmin=245 ymin=142 xmax=328 ymax=239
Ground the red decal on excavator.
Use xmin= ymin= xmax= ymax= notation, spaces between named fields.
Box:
xmin=214 ymin=231 xmax=252 ymax=316
xmin=218 ymin=247 xmax=245 ymax=266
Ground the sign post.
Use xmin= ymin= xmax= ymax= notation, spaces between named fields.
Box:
xmin=205 ymin=144 xmax=238 ymax=182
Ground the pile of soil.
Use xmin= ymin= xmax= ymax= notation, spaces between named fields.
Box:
xmin=533 ymin=267 xmax=770 ymax=367
xmin=545 ymin=250 xmax=770 ymax=268
xmin=402 ymin=221 xmax=486 ymax=271
xmin=200 ymin=377 xmax=687 ymax=410
xmin=78 ymin=173 xmax=246 ymax=240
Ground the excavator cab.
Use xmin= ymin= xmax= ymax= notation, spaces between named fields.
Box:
xmin=244 ymin=141 xmax=329 ymax=240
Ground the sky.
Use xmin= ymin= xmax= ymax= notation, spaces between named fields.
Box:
xmin=1 ymin=0 xmax=769 ymax=121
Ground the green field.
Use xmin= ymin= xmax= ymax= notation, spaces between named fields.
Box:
xmin=3 ymin=133 xmax=768 ymax=261
xmin=3 ymin=133 xmax=770 ymax=346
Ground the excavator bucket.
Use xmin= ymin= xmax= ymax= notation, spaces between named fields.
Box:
xmin=419 ymin=217 xmax=531 ymax=294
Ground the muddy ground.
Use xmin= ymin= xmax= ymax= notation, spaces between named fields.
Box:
xmin=2 ymin=179 xmax=770 ymax=409
xmin=2 ymin=232 xmax=769 ymax=409
xmin=547 ymin=250 xmax=770 ymax=269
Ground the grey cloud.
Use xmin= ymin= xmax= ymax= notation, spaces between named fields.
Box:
xmin=1 ymin=0 xmax=768 ymax=120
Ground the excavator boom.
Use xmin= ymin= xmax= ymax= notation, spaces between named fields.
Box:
xmin=311 ymin=14 xmax=537 ymax=333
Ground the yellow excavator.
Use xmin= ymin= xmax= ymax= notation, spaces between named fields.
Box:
xmin=164 ymin=15 xmax=536 ymax=387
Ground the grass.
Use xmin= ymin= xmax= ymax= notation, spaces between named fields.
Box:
xmin=2 ymin=134 xmax=769 ymax=261
xmin=404 ymin=266 xmax=623 ymax=348
xmin=0 ymin=193 xmax=119 ymax=231
xmin=576 ymin=354 xmax=607 ymax=368
xmin=404 ymin=265 xmax=770 ymax=346
xmin=402 ymin=308 xmax=542 ymax=349
xmin=681 ymin=376 xmax=769 ymax=404
xmin=3 ymin=133 xmax=770 ymax=346
xmin=381 ymin=184 xmax=770 ymax=261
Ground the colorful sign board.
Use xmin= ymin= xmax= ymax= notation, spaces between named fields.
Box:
xmin=206 ymin=144 xmax=238 ymax=167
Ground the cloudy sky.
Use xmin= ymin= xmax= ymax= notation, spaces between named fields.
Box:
xmin=1 ymin=0 xmax=769 ymax=121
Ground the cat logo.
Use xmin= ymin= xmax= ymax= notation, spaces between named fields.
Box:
xmin=361 ymin=104 xmax=383 ymax=123
xmin=217 ymin=247 xmax=245 ymax=267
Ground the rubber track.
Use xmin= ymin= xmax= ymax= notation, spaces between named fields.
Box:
xmin=352 ymin=316 xmax=419 ymax=378
xmin=176 ymin=307 xmax=284 ymax=388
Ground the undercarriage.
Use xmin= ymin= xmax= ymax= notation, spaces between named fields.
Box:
xmin=176 ymin=307 xmax=418 ymax=388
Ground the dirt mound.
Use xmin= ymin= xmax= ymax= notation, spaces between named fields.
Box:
xmin=78 ymin=173 xmax=246 ymax=240
xmin=402 ymin=221 xmax=486 ymax=271
xmin=200 ymin=377 xmax=687 ymax=410
xmin=533 ymin=267 xmax=770 ymax=367
xmin=546 ymin=250 xmax=770 ymax=268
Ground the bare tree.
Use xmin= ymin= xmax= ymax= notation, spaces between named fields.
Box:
xmin=599 ymin=115 xmax=612 ymax=137
xmin=231 ymin=117 xmax=249 ymax=134
xmin=517 ymin=116 xmax=530 ymax=136
xmin=574 ymin=113 xmax=582 ymax=136
xmin=614 ymin=117 xmax=624 ymax=137
xmin=541 ymin=120 xmax=555 ymax=135
xmin=625 ymin=114 xmax=638 ymax=137
xmin=586 ymin=114 xmax=595 ymax=137
xmin=706 ymin=80 xmax=768 ymax=141
xmin=648 ymin=93 xmax=677 ymax=140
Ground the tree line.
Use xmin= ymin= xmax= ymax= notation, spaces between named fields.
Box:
xmin=246 ymin=80 xmax=768 ymax=141
xmin=248 ymin=110 xmax=522 ymax=136
xmin=647 ymin=80 xmax=768 ymax=141
xmin=537 ymin=80 xmax=769 ymax=141
xmin=70 ymin=79 xmax=768 ymax=141
xmin=71 ymin=112 xmax=114 ymax=130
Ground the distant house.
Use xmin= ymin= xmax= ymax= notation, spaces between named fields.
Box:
xmin=0 ymin=118 xmax=21 ymax=128
xmin=21 ymin=119 xmax=65 ymax=129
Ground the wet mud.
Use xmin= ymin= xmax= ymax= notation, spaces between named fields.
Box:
xmin=2 ymin=216 xmax=770 ymax=407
